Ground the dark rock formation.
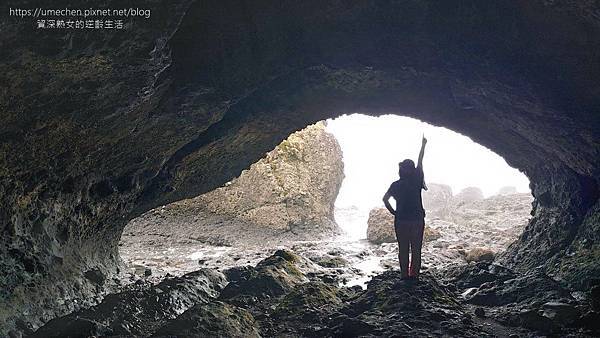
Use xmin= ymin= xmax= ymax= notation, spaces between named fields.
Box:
xmin=31 ymin=269 xmax=227 ymax=337
xmin=35 ymin=250 xmax=599 ymax=337
xmin=2 ymin=0 xmax=600 ymax=334
xmin=155 ymin=301 xmax=261 ymax=338
xmin=448 ymin=262 xmax=584 ymax=335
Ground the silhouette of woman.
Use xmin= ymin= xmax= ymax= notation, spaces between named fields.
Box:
xmin=383 ymin=135 xmax=428 ymax=279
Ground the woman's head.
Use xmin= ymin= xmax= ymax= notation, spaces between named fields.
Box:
xmin=398 ymin=159 xmax=416 ymax=178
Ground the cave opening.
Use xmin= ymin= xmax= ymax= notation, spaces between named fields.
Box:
xmin=119 ymin=113 xmax=533 ymax=289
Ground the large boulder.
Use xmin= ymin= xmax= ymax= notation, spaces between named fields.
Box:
xmin=366 ymin=208 xmax=440 ymax=244
xmin=121 ymin=122 xmax=344 ymax=247
xmin=196 ymin=121 xmax=344 ymax=233
xmin=366 ymin=208 xmax=397 ymax=244
xmin=219 ymin=250 xmax=310 ymax=304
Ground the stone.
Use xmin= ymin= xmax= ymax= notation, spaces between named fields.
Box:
xmin=465 ymin=248 xmax=496 ymax=263
xmin=309 ymin=255 xmax=349 ymax=268
xmin=575 ymin=310 xmax=600 ymax=331
xmin=518 ymin=309 xmax=554 ymax=333
xmin=474 ymin=307 xmax=486 ymax=318
xmin=366 ymin=208 xmax=396 ymax=244
xmin=32 ymin=269 xmax=227 ymax=337
xmin=219 ymin=250 xmax=309 ymax=303
xmin=333 ymin=318 xmax=377 ymax=337
xmin=83 ymin=269 xmax=106 ymax=286
xmin=541 ymin=302 xmax=580 ymax=326
xmin=591 ymin=285 xmax=600 ymax=311
xmin=275 ymin=282 xmax=343 ymax=318
xmin=155 ymin=301 xmax=261 ymax=337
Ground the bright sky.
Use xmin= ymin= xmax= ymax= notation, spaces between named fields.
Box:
xmin=326 ymin=114 xmax=530 ymax=209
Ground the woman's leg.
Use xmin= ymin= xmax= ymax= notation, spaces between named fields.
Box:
xmin=395 ymin=222 xmax=410 ymax=278
xmin=409 ymin=219 xmax=425 ymax=277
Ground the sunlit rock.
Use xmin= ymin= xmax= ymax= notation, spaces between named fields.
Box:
xmin=465 ymin=247 xmax=495 ymax=263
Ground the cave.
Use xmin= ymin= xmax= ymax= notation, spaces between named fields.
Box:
xmin=2 ymin=1 xmax=600 ymax=336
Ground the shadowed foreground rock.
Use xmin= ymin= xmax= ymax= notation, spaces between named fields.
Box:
xmin=31 ymin=269 xmax=227 ymax=337
xmin=154 ymin=301 xmax=261 ymax=338
xmin=33 ymin=250 xmax=600 ymax=337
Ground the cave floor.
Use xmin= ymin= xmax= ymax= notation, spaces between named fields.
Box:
xmin=31 ymin=201 xmax=599 ymax=337
xmin=32 ymin=248 xmax=598 ymax=337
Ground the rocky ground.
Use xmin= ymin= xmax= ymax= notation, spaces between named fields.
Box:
xmin=32 ymin=249 xmax=600 ymax=337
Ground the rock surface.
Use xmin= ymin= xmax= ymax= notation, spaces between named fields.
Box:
xmin=31 ymin=269 xmax=227 ymax=337
xmin=155 ymin=301 xmax=261 ymax=338
xmin=32 ymin=250 xmax=600 ymax=337
xmin=195 ymin=121 xmax=344 ymax=233
xmin=465 ymin=248 xmax=496 ymax=263
xmin=1 ymin=1 xmax=600 ymax=334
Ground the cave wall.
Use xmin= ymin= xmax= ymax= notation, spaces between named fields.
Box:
xmin=1 ymin=0 xmax=599 ymax=334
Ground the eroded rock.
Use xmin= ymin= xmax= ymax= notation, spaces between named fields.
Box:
xmin=155 ymin=301 xmax=261 ymax=338
xmin=219 ymin=250 xmax=309 ymax=305
xmin=32 ymin=269 xmax=227 ymax=337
